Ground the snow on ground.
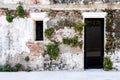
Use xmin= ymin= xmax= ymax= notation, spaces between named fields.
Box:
xmin=0 ymin=70 xmax=120 ymax=80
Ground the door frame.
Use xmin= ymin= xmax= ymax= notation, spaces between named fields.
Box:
xmin=82 ymin=12 xmax=107 ymax=69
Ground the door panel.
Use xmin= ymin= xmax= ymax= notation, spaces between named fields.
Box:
xmin=84 ymin=18 xmax=104 ymax=69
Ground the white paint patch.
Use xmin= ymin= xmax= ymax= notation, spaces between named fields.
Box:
xmin=39 ymin=0 xmax=50 ymax=4
xmin=82 ymin=12 xmax=107 ymax=18
xmin=3 ymin=0 xmax=24 ymax=4
xmin=0 ymin=16 xmax=34 ymax=65
xmin=60 ymin=52 xmax=84 ymax=70
xmin=53 ymin=27 xmax=77 ymax=43
xmin=30 ymin=12 xmax=47 ymax=21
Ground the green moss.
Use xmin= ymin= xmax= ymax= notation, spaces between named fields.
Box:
xmin=0 ymin=63 xmax=32 ymax=72
xmin=5 ymin=4 xmax=25 ymax=23
xmin=74 ymin=22 xmax=85 ymax=36
xmin=104 ymin=57 xmax=113 ymax=71
xmin=25 ymin=66 xmax=31 ymax=72
xmin=106 ymin=13 xmax=113 ymax=32
xmin=16 ymin=4 xmax=25 ymax=18
xmin=25 ymin=56 xmax=30 ymax=62
xmin=45 ymin=28 xmax=54 ymax=39
xmin=105 ymin=36 xmax=115 ymax=53
xmin=63 ymin=38 xmax=71 ymax=45
xmin=13 ymin=63 xmax=22 ymax=71
xmin=2 ymin=64 xmax=12 ymax=72
xmin=46 ymin=43 xmax=59 ymax=60
xmin=83 ymin=1 xmax=89 ymax=5
xmin=62 ymin=36 xmax=83 ymax=48
xmin=71 ymin=36 xmax=79 ymax=47
xmin=5 ymin=10 xmax=14 ymax=23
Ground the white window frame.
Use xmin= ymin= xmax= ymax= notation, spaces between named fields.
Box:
xmin=30 ymin=12 xmax=49 ymax=42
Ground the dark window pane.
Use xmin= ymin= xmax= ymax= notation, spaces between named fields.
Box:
xmin=36 ymin=21 xmax=43 ymax=41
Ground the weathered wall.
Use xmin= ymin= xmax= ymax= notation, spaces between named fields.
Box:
xmin=0 ymin=11 xmax=84 ymax=71
xmin=105 ymin=10 xmax=120 ymax=71
xmin=0 ymin=0 xmax=120 ymax=71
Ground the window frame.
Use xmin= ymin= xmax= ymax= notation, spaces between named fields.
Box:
xmin=30 ymin=12 xmax=49 ymax=42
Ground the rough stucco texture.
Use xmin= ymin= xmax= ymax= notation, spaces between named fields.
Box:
xmin=3 ymin=0 xmax=50 ymax=4
xmin=0 ymin=15 xmax=84 ymax=71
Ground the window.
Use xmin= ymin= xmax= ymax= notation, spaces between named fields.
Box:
xmin=36 ymin=21 xmax=43 ymax=41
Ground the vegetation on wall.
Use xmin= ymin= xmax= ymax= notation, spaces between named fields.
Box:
xmin=103 ymin=57 xmax=113 ymax=71
xmin=74 ymin=22 xmax=85 ymax=36
xmin=83 ymin=1 xmax=89 ymax=5
xmin=45 ymin=28 xmax=54 ymax=39
xmin=16 ymin=4 xmax=25 ymax=18
xmin=103 ymin=9 xmax=116 ymax=54
xmin=5 ymin=9 xmax=15 ymax=23
xmin=13 ymin=63 xmax=22 ymax=71
xmin=25 ymin=66 xmax=31 ymax=72
xmin=62 ymin=36 xmax=83 ymax=48
xmin=46 ymin=11 xmax=85 ymax=61
xmin=45 ymin=20 xmax=84 ymax=60
xmin=106 ymin=13 xmax=114 ymax=32
xmin=0 ymin=63 xmax=31 ymax=72
xmin=46 ymin=43 xmax=59 ymax=60
xmin=105 ymin=35 xmax=115 ymax=53
xmin=0 ymin=63 xmax=22 ymax=72
xmin=0 ymin=64 xmax=12 ymax=72
xmin=25 ymin=56 xmax=30 ymax=62
xmin=5 ymin=4 xmax=25 ymax=23
xmin=102 ymin=9 xmax=114 ymax=32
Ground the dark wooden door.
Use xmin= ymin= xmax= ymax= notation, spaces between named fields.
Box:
xmin=84 ymin=18 xmax=104 ymax=69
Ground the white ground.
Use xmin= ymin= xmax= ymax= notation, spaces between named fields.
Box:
xmin=0 ymin=70 xmax=120 ymax=80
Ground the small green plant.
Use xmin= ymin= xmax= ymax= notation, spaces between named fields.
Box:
xmin=71 ymin=36 xmax=79 ymax=47
xmin=13 ymin=63 xmax=22 ymax=71
xmin=62 ymin=36 xmax=83 ymax=48
xmin=5 ymin=4 xmax=25 ymax=23
xmin=0 ymin=63 xmax=32 ymax=72
xmin=5 ymin=10 xmax=14 ymax=23
xmin=104 ymin=57 xmax=113 ymax=71
xmin=74 ymin=22 xmax=85 ymax=36
xmin=25 ymin=56 xmax=30 ymax=62
xmin=0 ymin=67 xmax=2 ymax=71
xmin=25 ymin=66 xmax=31 ymax=72
xmin=105 ymin=36 xmax=115 ymax=53
xmin=78 ymin=40 xmax=83 ymax=48
xmin=83 ymin=1 xmax=89 ymax=5
xmin=2 ymin=64 xmax=12 ymax=72
xmin=16 ymin=4 xmax=25 ymax=18
xmin=108 ymin=14 xmax=113 ymax=24
xmin=45 ymin=28 xmax=54 ymax=39
xmin=63 ymin=38 xmax=71 ymax=45
xmin=46 ymin=43 xmax=59 ymax=60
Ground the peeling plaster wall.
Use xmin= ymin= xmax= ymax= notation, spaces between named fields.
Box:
xmin=0 ymin=12 xmax=84 ymax=71
xmin=0 ymin=1 xmax=119 ymax=71
xmin=0 ymin=15 xmax=49 ymax=70
xmin=0 ymin=16 xmax=35 ymax=66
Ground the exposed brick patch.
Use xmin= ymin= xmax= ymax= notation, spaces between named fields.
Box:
xmin=0 ymin=9 xmax=5 ymax=16
xmin=26 ymin=42 xmax=44 ymax=56
xmin=25 ymin=10 xmax=30 ymax=17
